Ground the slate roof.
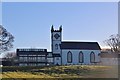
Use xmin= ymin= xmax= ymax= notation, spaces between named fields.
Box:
xmin=61 ymin=41 xmax=101 ymax=50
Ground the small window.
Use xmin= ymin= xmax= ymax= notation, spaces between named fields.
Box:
xmin=55 ymin=44 xmax=58 ymax=50
xmin=67 ymin=51 xmax=72 ymax=63
xmin=90 ymin=51 xmax=95 ymax=63
xmin=79 ymin=51 xmax=84 ymax=63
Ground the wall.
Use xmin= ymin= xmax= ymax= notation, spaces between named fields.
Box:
xmin=54 ymin=57 xmax=61 ymax=65
xmin=61 ymin=49 xmax=100 ymax=65
xmin=100 ymin=58 xmax=118 ymax=65
xmin=52 ymin=32 xmax=61 ymax=54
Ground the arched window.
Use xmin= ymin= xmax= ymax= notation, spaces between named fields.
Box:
xmin=90 ymin=51 xmax=95 ymax=63
xmin=55 ymin=44 xmax=58 ymax=50
xmin=79 ymin=51 xmax=84 ymax=63
xmin=67 ymin=51 xmax=72 ymax=63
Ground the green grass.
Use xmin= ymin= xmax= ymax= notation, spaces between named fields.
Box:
xmin=1 ymin=65 xmax=118 ymax=79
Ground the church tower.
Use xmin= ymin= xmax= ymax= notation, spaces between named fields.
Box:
xmin=51 ymin=25 xmax=62 ymax=65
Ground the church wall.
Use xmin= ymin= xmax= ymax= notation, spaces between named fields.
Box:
xmin=51 ymin=31 xmax=61 ymax=54
xmin=52 ymin=41 xmax=61 ymax=54
xmin=54 ymin=57 xmax=61 ymax=65
xmin=61 ymin=50 xmax=100 ymax=65
xmin=52 ymin=32 xmax=61 ymax=40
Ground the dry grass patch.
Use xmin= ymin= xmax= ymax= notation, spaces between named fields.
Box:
xmin=1 ymin=65 xmax=118 ymax=79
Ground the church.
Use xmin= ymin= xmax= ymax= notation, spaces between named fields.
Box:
xmin=17 ymin=25 xmax=101 ymax=66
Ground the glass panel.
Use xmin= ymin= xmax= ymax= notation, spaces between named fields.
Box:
xmin=55 ymin=44 xmax=58 ymax=50
xmin=67 ymin=51 xmax=72 ymax=63
xmin=90 ymin=52 xmax=95 ymax=63
xmin=79 ymin=52 xmax=83 ymax=63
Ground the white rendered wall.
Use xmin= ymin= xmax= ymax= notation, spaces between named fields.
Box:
xmin=52 ymin=41 xmax=61 ymax=54
xmin=61 ymin=49 xmax=101 ymax=65
xmin=51 ymin=32 xmax=61 ymax=54
xmin=51 ymin=31 xmax=62 ymax=65
xmin=54 ymin=57 xmax=61 ymax=65
xmin=52 ymin=32 xmax=61 ymax=41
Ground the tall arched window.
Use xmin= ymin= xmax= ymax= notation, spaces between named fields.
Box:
xmin=90 ymin=51 xmax=95 ymax=63
xmin=55 ymin=44 xmax=58 ymax=50
xmin=67 ymin=51 xmax=72 ymax=63
xmin=79 ymin=51 xmax=84 ymax=63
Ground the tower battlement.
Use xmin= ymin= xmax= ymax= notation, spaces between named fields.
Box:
xmin=51 ymin=25 xmax=62 ymax=32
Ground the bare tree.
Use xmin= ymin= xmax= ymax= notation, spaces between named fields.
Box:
xmin=0 ymin=25 xmax=14 ymax=52
xmin=4 ymin=52 xmax=16 ymax=60
xmin=104 ymin=34 xmax=120 ymax=53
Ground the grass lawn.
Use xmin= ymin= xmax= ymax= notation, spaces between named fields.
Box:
xmin=1 ymin=65 xmax=118 ymax=79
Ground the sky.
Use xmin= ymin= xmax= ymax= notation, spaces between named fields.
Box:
xmin=1 ymin=0 xmax=119 ymax=2
xmin=1 ymin=2 xmax=118 ymax=57
xmin=0 ymin=2 xmax=2 ymax=24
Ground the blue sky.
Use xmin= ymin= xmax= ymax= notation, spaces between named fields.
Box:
xmin=2 ymin=2 xmax=118 ymax=53
xmin=1 ymin=0 xmax=119 ymax=2
xmin=0 ymin=2 xmax=2 ymax=24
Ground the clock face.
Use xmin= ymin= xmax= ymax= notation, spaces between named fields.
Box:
xmin=54 ymin=33 xmax=60 ymax=39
